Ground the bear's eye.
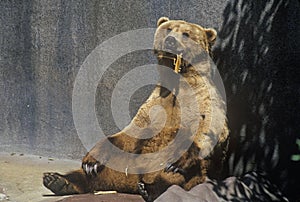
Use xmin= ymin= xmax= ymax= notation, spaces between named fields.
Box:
xmin=182 ymin=32 xmax=189 ymax=38
xmin=167 ymin=28 xmax=172 ymax=33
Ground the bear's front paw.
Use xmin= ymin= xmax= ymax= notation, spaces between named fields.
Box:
xmin=164 ymin=152 xmax=199 ymax=176
xmin=164 ymin=162 xmax=187 ymax=175
xmin=82 ymin=154 xmax=104 ymax=175
xmin=82 ymin=162 xmax=102 ymax=175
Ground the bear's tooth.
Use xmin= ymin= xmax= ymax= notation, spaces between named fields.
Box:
xmin=174 ymin=54 xmax=182 ymax=73
xmin=85 ymin=164 xmax=88 ymax=173
xmin=94 ymin=164 xmax=98 ymax=173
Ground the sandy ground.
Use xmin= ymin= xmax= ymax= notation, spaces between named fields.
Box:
xmin=0 ymin=152 xmax=80 ymax=202
xmin=0 ymin=152 xmax=144 ymax=202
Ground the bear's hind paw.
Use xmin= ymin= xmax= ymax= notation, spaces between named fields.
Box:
xmin=43 ymin=172 xmax=79 ymax=195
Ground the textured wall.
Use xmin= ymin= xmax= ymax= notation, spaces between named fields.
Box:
xmin=0 ymin=0 xmax=227 ymax=158
xmin=0 ymin=0 xmax=299 ymax=200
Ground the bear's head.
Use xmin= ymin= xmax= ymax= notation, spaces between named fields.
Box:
xmin=154 ymin=17 xmax=217 ymax=74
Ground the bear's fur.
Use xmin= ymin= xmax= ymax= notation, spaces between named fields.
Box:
xmin=43 ymin=17 xmax=229 ymax=201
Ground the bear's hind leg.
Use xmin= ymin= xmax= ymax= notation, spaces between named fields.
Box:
xmin=43 ymin=170 xmax=89 ymax=195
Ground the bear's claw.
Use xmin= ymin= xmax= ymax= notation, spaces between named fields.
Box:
xmin=165 ymin=163 xmax=186 ymax=175
xmin=138 ymin=182 xmax=150 ymax=202
xmin=82 ymin=162 xmax=101 ymax=175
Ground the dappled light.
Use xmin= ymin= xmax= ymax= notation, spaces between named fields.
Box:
xmin=213 ymin=0 xmax=300 ymax=200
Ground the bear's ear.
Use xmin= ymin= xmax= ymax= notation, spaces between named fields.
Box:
xmin=157 ymin=17 xmax=169 ymax=27
xmin=205 ymin=28 xmax=217 ymax=45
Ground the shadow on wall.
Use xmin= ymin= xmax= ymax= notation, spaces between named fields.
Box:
xmin=213 ymin=0 xmax=300 ymax=200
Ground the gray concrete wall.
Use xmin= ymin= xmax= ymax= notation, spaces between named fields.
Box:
xmin=0 ymin=0 xmax=299 ymax=200
xmin=0 ymin=0 xmax=227 ymax=158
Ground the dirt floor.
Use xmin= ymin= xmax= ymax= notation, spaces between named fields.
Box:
xmin=0 ymin=152 xmax=144 ymax=202
xmin=0 ymin=152 xmax=80 ymax=202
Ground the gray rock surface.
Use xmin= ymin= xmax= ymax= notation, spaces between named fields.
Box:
xmin=155 ymin=172 xmax=289 ymax=202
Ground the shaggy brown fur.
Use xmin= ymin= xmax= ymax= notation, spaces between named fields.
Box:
xmin=43 ymin=17 xmax=229 ymax=202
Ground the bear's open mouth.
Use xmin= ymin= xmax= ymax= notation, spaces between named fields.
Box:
xmin=156 ymin=51 xmax=189 ymax=74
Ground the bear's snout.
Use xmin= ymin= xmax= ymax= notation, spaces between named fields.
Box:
xmin=165 ymin=36 xmax=177 ymax=48
xmin=164 ymin=36 xmax=183 ymax=53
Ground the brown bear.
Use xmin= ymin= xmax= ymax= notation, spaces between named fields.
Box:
xmin=43 ymin=17 xmax=229 ymax=202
